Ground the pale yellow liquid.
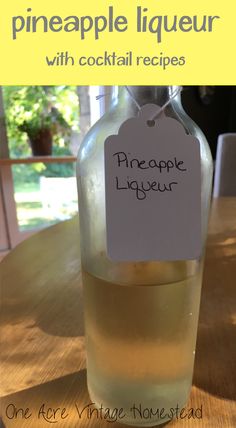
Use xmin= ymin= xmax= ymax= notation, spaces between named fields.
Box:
xmin=83 ymin=266 xmax=202 ymax=427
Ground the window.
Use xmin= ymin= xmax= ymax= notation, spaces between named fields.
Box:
xmin=0 ymin=86 xmax=107 ymax=254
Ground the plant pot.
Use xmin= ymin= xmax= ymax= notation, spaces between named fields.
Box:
xmin=29 ymin=128 xmax=53 ymax=156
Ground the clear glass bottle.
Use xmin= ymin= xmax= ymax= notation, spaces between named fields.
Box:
xmin=76 ymin=86 xmax=213 ymax=426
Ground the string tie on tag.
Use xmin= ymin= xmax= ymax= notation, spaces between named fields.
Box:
xmin=125 ymin=86 xmax=183 ymax=121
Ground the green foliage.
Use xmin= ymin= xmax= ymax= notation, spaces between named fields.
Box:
xmin=43 ymin=146 xmax=75 ymax=178
xmin=3 ymin=86 xmax=79 ymax=182
xmin=3 ymin=86 xmax=79 ymax=150
xmin=12 ymin=164 xmax=43 ymax=187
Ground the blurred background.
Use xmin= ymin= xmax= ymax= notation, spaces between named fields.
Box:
xmin=0 ymin=85 xmax=236 ymax=259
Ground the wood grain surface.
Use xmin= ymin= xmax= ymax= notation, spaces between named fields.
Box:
xmin=0 ymin=198 xmax=236 ymax=427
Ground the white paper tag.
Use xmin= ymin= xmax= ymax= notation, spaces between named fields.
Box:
xmin=105 ymin=104 xmax=201 ymax=262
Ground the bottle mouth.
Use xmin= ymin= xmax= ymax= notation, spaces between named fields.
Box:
xmin=117 ymin=86 xmax=178 ymax=106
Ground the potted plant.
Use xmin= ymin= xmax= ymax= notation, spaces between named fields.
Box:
xmin=5 ymin=86 xmax=72 ymax=156
xmin=18 ymin=106 xmax=71 ymax=156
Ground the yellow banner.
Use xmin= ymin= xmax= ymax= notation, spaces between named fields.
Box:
xmin=0 ymin=0 xmax=235 ymax=84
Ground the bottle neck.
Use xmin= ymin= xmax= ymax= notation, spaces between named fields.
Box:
xmin=113 ymin=86 xmax=179 ymax=108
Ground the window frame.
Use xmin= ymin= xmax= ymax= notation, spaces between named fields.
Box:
xmin=0 ymin=85 xmax=107 ymax=253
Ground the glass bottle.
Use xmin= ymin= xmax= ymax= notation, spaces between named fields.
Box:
xmin=76 ymin=86 xmax=213 ymax=426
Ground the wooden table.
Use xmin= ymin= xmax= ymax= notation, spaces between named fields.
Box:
xmin=0 ymin=198 xmax=236 ymax=428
